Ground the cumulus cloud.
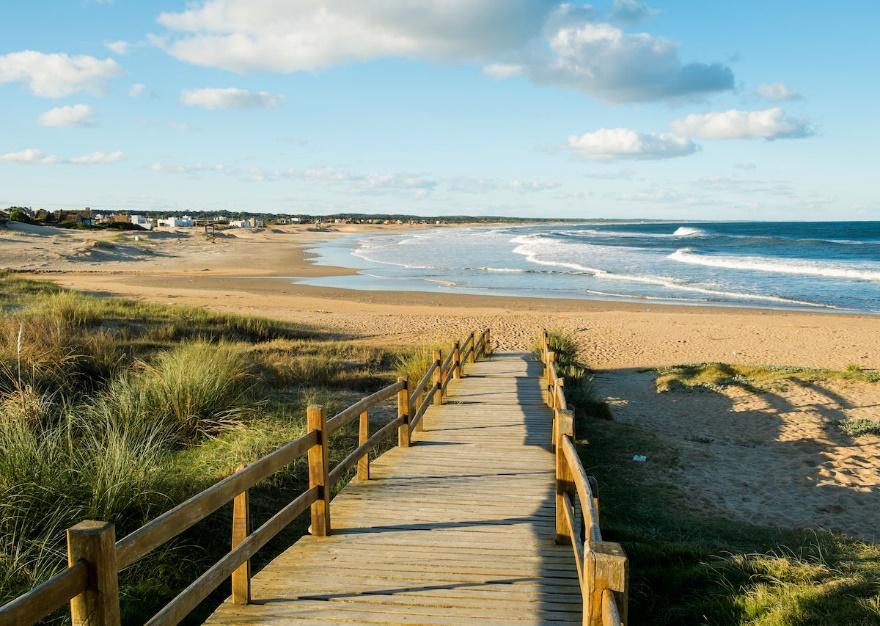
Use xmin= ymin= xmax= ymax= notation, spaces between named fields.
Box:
xmin=68 ymin=150 xmax=125 ymax=164
xmin=671 ymin=108 xmax=813 ymax=140
xmin=567 ymin=128 xmax=698 ymax=161
xmin=105 ymin=40 xmax=130 ymax=55
xmin=0 ymin=51 xmax=120 ymax=97
xmin=128 ymin=83 xmax=147 ymax=97
xmin=38 ymin=104 xmax=94 ymax=128
xmin=755 ymin=82 xmax=802 ymax=101
xmin=0 ymin=148 xmax=58 ymax=164
xmin=155 ymin=1 xmax=733 ymax=103
xmin=180 ymin=87 xmax=284 ymax=110
xmin=538 ymin=23 xmax=733 ymax=102
xmin=610 ymin=0 xmax=657 ymax=24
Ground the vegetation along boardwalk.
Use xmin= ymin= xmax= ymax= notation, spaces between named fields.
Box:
xmin=0 ymin=329 xmax=628 ymax=626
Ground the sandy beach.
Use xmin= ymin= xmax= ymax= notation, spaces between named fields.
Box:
xmin=2 ymin=221 xmax=878 ymax=539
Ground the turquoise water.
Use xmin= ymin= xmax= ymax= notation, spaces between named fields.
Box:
xmin=299 ymin=222 xmax=880 ymax=313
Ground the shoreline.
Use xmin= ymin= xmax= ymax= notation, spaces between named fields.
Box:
xmin=4 ymin=222 xmax=880 ymax=369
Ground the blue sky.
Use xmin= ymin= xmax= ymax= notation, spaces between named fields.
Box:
xmin=1 ymin=0 xmax=878 ymax=219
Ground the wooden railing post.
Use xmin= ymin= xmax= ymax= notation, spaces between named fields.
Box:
xmin=453 ymin=341 xmax=461 ymax=379
xmin=468 ymin=332 xmax=476 ymax=363
xmin=231 ymin=469 xmax=251 ymax=605
xmin=307 ymin=405 xmax=330 ymax=537
xmin=433 ymin=349 xmax=442 ymax=407
xmin=585 ymin=542 xmax=628 ymax=626
xmin=485 ymin=327 xmax=492 ymax=355
xmin=588 ymin=475 xmax=600 ymax=527
xmin=554 ymin=409 xmax=574 ymax=545
xmin=545 ymin=351 xmax=556 ymax=406
xmin=397 ymin=377 xmax=410 ymax=447
xmin=67 ymin=521 xmax=120 ymax=626
xmin=357 ymin=411 xmax=370 ymax=481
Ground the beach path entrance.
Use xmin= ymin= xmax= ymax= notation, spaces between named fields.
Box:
xmin=204 ymin=351 xmax=583 ymax=625
xmin=1 ymin=330 xmax=628 ymax=626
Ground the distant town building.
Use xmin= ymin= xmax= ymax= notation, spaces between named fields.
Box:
xmin=157 ymin=215 xmax=193 ymax=228
xmin=130 ymin=214 xmax=153 ymax=230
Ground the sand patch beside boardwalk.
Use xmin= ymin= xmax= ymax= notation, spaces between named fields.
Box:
xmin=594 ymin=370 xmax=880 ymax=541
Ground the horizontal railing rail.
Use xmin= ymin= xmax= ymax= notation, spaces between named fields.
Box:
xmin=0 ymin=328 xmax=492 ymax=626
xmin=541 ymin=330 xmax=628 ymax=626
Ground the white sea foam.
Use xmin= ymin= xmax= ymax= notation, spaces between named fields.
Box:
xmin=669 ymin=248 xmax=880 ymax=282
xmin=510 ymin=234 xmax=829 ymax=307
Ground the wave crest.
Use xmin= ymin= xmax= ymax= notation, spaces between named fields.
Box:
xmin=669 ymin=248 xmax=880 ymax=282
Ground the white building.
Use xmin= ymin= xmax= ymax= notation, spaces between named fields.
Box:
xmin=229 ymin=218 xmax=264 ymax=228
xmin=130 ymin=214 xmax=153 ymax=230
xmin=157 ymin=215 xmax=193 ymax=228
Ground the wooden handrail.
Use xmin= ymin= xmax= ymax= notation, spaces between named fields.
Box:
xmin=541 ymin=329 xmax=628 ymax=626
xmin=0 ymin=561 xmax=88 ymax=625
xmin=145 ymin=487 xmax=319 ymax=626
xmin=115 ymin=431 xmax=318 ymax=569
xmin=328 ymin=416 xmax=403 ymax=485
xmin=326 ymin=380 xmax=405 ymax=435
xmin=0 ymin=328 xmax=492 ymax=626
xmin=116 ymin=430 xmax=318 ymax=569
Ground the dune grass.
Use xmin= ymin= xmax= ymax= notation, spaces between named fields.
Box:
xmin=655 ymin=362 xmax=880 ymax=437
xmin=534 ymin=329 xmax=610 ymax=419
xmin=538 ymin=328 xmax=880 ymax=624
xmin=656 ymin=362 xmax=880 ymax=394
xmin=0 ymin=272 xmax=424 ymax=623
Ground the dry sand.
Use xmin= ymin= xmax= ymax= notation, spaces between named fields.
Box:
xmin=2 ymin=220 xmax=878 ymax=538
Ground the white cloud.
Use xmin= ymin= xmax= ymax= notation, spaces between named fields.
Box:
xmin=180 ymin=87 xmax=284 ymax=110
xmin=610 ymin=0 xmax=657 ymax=24
xmin=0 ymin=148 xmax=58 ymax=164
xmin=68 ymin=150 xmax=125 ymax=164
xmin=155 ymin=1 xmax=733 ymax=104
xmin=567 ymin=128 xmax=698 ymax=160
xmin=483 ymin=63 xmax=525 ymax=79
xmin=38 ymin=104 xmax=94 ymax=128
xmin=0 ymin=148 xmax=122 ymax=165
xmin=158 ymin=0 xmax=551 ymax=72
xmin=671 ymin=108 xmax=813 ymax=140
xmin=756 ymin=82 xmax=802 ymax=101
xmin=538 ymin=23 xmax=733 ymax=102
xmin=128 ymin=83 xmax=147 ymax=97
xmin=0 ymin=51 xmax=120 ymax=97
xmin=105 ymin=40 xmax=130 ymax=55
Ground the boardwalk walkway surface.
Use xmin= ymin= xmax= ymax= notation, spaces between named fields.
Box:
xmin=205 ymin=352 xmax=582 ymax=625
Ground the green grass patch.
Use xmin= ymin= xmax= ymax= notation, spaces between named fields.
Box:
xmin=0 ymin=272 xmax=424 ymax=623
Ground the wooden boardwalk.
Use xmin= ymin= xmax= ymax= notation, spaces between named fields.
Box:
xmin=204 ymin=353 xmax=582 ymax=625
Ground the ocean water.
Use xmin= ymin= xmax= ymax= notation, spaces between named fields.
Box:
xmin=301 ymin=222 xmax=880 ymax=313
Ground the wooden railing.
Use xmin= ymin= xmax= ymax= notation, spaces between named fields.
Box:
xmin=540 ymin=330 xmax=629 ymax=626
xmin=0 ymin=328 xmax=493 ymax=626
